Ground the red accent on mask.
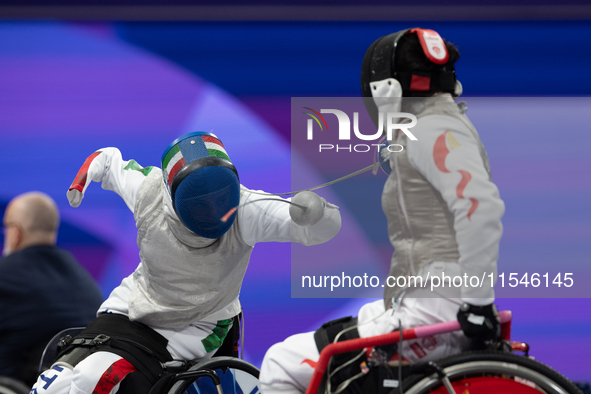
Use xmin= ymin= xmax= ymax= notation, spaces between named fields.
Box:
xmin=410 ymin=74 xmax=431 ymax=91
xmin=410 ymin=28 xmax=449 ymax=65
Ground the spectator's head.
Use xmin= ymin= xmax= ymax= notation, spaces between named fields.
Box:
xmin=2 ymin=192 xmax=59 ymax=256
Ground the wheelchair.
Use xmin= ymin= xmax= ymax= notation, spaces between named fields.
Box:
xmin=163 ymin=357 xmax=260 ymax=394
xmin=306 ymin=310 xmax=585 ymax=394
xmin=0 ymin=376 xmax=31 ymax=394
xmin=33 ymin=324 xmax=261 ymax=394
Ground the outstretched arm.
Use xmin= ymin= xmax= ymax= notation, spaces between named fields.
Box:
xmin=238 ymin=187 xmax=341 ymax=247
xmin=67 ymin=148 xmax=155 ymax=212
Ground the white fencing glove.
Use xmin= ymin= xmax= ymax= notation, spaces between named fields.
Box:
xmin=289 ymin=191 xmax=327 ymax=227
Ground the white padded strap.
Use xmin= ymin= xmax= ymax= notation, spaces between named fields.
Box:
xmin=370 ymin=78 xmax=403 ymax=115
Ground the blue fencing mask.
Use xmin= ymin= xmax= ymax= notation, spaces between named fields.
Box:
xmin=161 ymin=131 xmax=240 ymax=239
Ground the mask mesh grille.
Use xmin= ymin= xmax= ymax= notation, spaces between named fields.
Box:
xmin=174 ymin=166 xmax=240 ymax=239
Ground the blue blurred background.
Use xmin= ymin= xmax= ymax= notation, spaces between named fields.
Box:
xmin=1 ymin=2 xmax=590 ymax=380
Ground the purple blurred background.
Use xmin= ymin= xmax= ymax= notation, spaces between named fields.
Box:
xmin=0 ymin=14 xmax=590 ymax=380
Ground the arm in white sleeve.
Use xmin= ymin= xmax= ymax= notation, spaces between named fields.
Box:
xmin=406 ymin=115 xmax=505 ymax=305
xmin=237 ymin=187 xmax=341 ymax=247
xmin=67 ymin=147 xmax=154 ymax=212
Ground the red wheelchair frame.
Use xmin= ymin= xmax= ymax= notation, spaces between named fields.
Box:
xmin=305 ymin=310 xmax=583 ymax=394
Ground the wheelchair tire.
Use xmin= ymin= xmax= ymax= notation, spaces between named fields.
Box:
xmin=167 ymin=356 xmax=260 ymax=394
xmin=400 ymin=351 xmax=582 ymax=394
xmin=0 ymin=377 xmax=30 ymax=394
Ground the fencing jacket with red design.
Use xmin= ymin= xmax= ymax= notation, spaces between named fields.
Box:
xmin=382 ymin=96 xmax=504 ymax=306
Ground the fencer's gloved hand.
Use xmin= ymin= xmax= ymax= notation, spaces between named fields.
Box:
xmin=457 ymin=303 xmax=500 ymax=342
xmin=67 ymin=151 xmax=102 ymax=207
xmin=67 ymin=186 xmax=84 ymax=207
xmin=289 ymin=191 xmax=327 ymax=227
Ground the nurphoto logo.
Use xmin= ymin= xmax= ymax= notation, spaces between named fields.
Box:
xmin=303 ymin=107 xmax=417 ymax=153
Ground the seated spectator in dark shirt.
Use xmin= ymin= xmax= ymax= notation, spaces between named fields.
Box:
xmin=0 ymin=192 xmax=103 ymax=386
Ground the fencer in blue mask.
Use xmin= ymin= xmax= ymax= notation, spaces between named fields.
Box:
xmin=31 ymin=131 xmax=341 ymax=394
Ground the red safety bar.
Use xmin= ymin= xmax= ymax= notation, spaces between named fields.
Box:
xmin=305 ymin=310 xmax=513 ymax=394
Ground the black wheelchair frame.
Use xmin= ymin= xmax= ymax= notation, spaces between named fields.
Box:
xmin=30 ymin=324 xmax=261 ymax=394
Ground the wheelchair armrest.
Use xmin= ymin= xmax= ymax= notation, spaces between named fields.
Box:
xmin=38 ymin=327 xmax=85 ymax=373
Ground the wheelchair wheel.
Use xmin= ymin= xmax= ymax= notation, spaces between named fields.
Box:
xmin=0 ymin=377 xmax=30 ymax=394
xmin=400 ymin=351 xmax=582 ymax=394
xmin=167 ymin=356 xmax=260 ymax=394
